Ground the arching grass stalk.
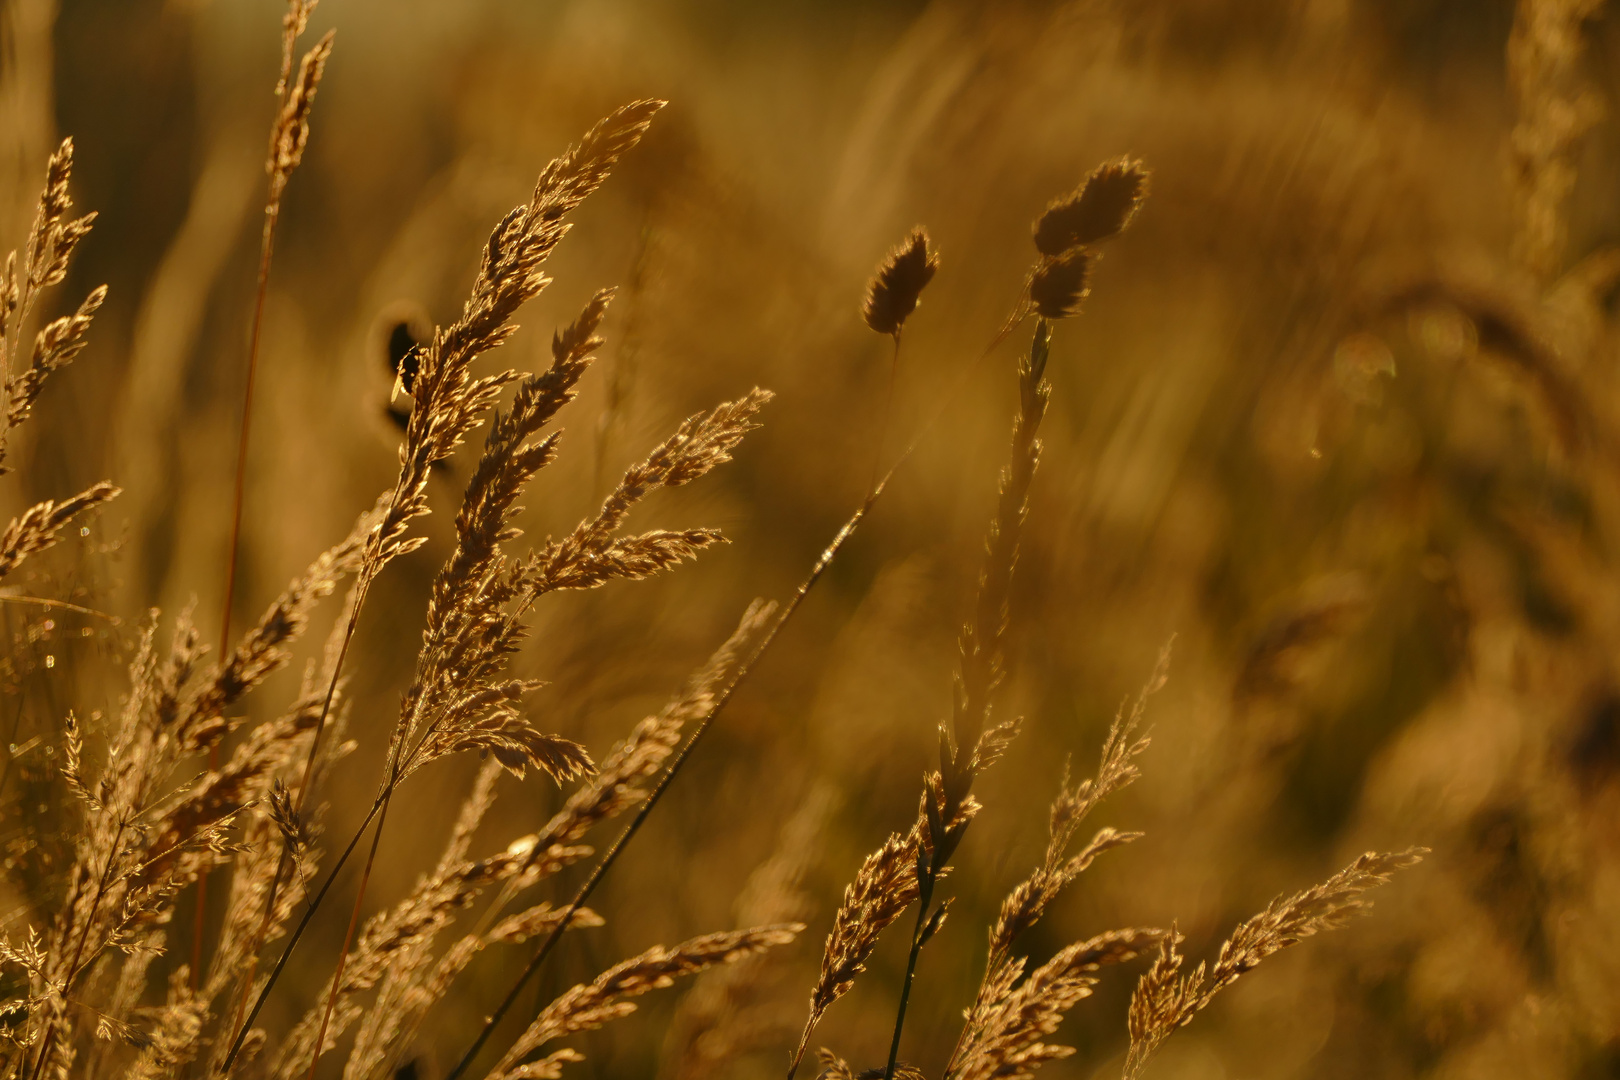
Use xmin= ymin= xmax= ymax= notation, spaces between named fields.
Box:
xmin=441 ymin=476 xmax=890 ymax=1080
xmin=222 ymin=99 xmax=668 ymax=1075
xmin=882 ymin=319 xmax=1051 ymax=1080
xmin=199 ymin=0 xmax=334 ymax=989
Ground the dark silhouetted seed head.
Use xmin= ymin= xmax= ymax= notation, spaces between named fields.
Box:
xmin=1030 ymin=249 xmax=1094 ymax=319
xmin=863 ymin=227 xmax=939 ymax=337
xmin=1033 ymin=158 xmax=1149 ymax=256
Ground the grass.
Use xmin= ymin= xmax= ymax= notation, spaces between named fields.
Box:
xmin=3 ymin=0 xmax=1615 ymax=1078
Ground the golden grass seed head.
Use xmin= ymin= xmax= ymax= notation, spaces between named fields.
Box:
xmin=1029 ymin=248 xmax=1093 ymax=320
xmin=862 ymin=227 xmax=938 ymax=337
xmin=1032 ymin=157 xmax=1149 ymax=255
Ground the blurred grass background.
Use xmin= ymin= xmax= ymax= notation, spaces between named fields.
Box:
xmin=4 ymin=0 xmax=1620 ymax=1077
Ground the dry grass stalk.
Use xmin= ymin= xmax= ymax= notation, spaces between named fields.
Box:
xmin=1026 ymin=158 xmax=1149 ymax=322
xmin=0 ymin=480 xmax=118 ymax=583
xmin=303 ymin=152 xmax=770 ymax=1076
xmin=796 ymin=161 xmax=1156 ymax=1080
xmin=206 ymin=0 xmax=338 ymax=1001
xmin=519 ymin=387 xmax=771 ymax=599
xmin=787 ymin=816 xmax=929 ymax=1078
xmin=310 ymin=94 xmax=670 ymax=779
xmin=0 ymin=501 xmax=373 ymax=1080
xmin=0 ymin=137 xmax=116 ymax=585
xmin=955 ymin=929 xmax=1165 ymax=1080
xmin=334 ymin=757 xmax=599 ymax=1080
xmin=439 ymin=594 xmax=805 ymax=1080
xmin=275 ymin=761 xmax=604 ymax=1080
xmin=1121 ymin=848 xmax=1428 ymax=1079
xmin=790 ymin=319 xmax=1052 ymax=1080
xmin=862 ymin=227 xmax=938 ymax=486
xmin=942 ymin=653 xmax=1169 ymax=1080
xmin=524 ymin=599 xmax=778 ymax=882
xmin=982 ymin=650 xmax=1166 ymax=970
xmin=221 ymin=99 xmax=669 ymax=1071
xmin=0 ymin=17 xmax=1459 ymax=1074
xmin=387 ymin=290 xmax=623 ymax=788
xmin=488 ymin=926 xmax=802 ymax=1080
xmin=201 ymin=605 xmax=364 ymax=1079
xmin=337 ymin=604 xmax=779 ymax=1080
xmin=0 ymin=137 xmax=96 ymax=454
xmin=219 ymin=0 xmax=335 ymax=661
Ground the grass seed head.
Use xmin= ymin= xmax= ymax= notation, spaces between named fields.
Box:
xmin=1029 ymin=249 xmax=1093 ymax=320
xmin=1033 ymin=157 xmax=1150 ymax=255
xmin=863 ymin=227 xmax=939 ymax=337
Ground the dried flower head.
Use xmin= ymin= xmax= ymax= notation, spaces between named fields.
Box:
xmin=863 ymin=227 xmax=939 ymax=337
xmin=1029 ymin=249 xmax=1093 ymax=320
xmin=1032 ymin=157 xmax=1149 ymax=255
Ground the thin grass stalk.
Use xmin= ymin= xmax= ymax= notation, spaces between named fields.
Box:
xmin=303 ymin=797 xmax=390 ymax=1080
xmin=869 ymin=334 xmax=901 ymax=493
xmin=27 ymin=816 xmax=128 ymax=1080
xmin=881 ymin=874 xmax=934 ymax=1080
xmin=440 ymin=476 xmax=891 ymax=1080
xmin=300 ymin=610 xmax=427 ymax=1080
xmin=216 ymin=557 xmax=377 ymax=1074
xmin=296 ymin=311 xmax=664 ymax=1077
xmin=224 ymin=97 xmax=666 ymax=1070
xmin=218 ymin=771 xmax=385 ymax=1073
xmin=227 ymin=215 xmax=1011 ymax=1080
xmin=446 ymin=285 xmax=1036 ymax=1080
xmin=197 ymin=105 xmax=276 ymax=998
xmin=882 ymin=317 xmax=1052 ymax=1080
xmin=201 ymin=1 xmax=334 ymax=992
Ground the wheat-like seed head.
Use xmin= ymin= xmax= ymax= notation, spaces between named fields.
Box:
xmin=787 ymin=811 xmax=930 ymax=1077
xmin=267 ymin=31 xmax=334 ymax=197
xmin=490 ymin=926 xmax=802 ymax=1080
xmin=1121 ymin=847 xmax=1427 ymax=1079
xmin=0 ymin=481 xmax=119 ymax=583
xmin=0 ymin=138 xmax=115 ymax=583
xmin=954 ymin=929 xmax=1164 ymax=1080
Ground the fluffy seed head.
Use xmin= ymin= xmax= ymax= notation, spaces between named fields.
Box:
xmin=863 ymin=227 xmax=939 ymax=337
xmin=1029 ymin=249 xmax=1093 ymax=320
xmin=1033 ymin=157 xmax=1149 ymax=255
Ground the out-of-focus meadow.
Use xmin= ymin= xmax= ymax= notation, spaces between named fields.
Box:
xmin=4 ymin=0 xmax=1620 ymax=1077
